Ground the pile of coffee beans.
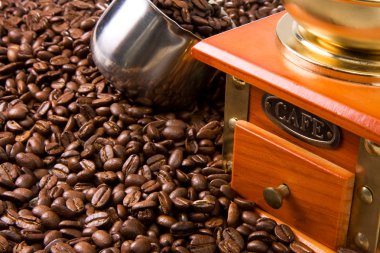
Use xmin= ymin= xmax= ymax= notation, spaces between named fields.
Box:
xmin=0 ymin=0 xmax=361 ymax=253
xmin=222 ymin=0 xmax=284 ymax=26
xmin=151 ymin=0 xmax=233 ymax=38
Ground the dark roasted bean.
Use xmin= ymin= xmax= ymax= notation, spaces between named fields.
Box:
xmin=275 ymin=224 xmax=295 ymax=243
xmin=289 ymin=241 xmax=314 ymax=253
xmin=247 ymin=240 xmax=269 ymax=252
xmin=218 ymin=239 xmax=240 ymax=253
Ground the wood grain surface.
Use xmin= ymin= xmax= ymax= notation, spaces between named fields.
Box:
xmin=192 ymin=11 xmax=380 ymax=144
xmin=248 ymin=86 xmax=360 ymax=173
xmin=232 ymin=120 xmax=355 ymax=249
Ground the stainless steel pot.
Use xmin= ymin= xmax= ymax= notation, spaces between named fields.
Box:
xmin=91 ymin=0 xmax=217 ymax=110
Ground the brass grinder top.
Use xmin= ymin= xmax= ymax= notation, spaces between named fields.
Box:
xmin=277 ymin=0 xmax=380 ymax=84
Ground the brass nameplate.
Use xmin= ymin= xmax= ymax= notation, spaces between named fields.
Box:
xmin=262 ymin=94 xmax=341 ymax=148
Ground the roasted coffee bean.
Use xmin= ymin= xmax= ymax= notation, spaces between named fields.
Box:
xmin=233 ymin=197 xmax=256 ymax=210
xmin=227 ymin=202 xmax=240 ymax=227
xmin=120 ymin=218 xmax=146 ymax=240
xmin=170 ymin=221 xmax=195 ymax=237
xmin=92 ymin=230 xmax=113 ymax=248
xmin=0 ymin=234 xmax=8 ymax=252
xmin=130 ymin=237 xmax=152 ymax=253
xmin=272 ymin=241 xmax=291 ymax=253
xmin=192 ymin=199 xmax=215 ymax=213
xmin=218 ymin=239 xmax=240 ymax=253
xmin=131 ymin=199 xmax=157 ymax=211
xmin=40 ymin=211 xmax=60 ymax=230
xmin=222 ymin=227 xmax=244 ymax=250
xmin=158 ymin=191 xmax=172 ymax=214
xmin=91 ymin=184 xmax=112 ymax=208
xmin=289 ymin=241 xmax=314 ymax=253
xmin=256 ymin=217 xmax=277 ymax=232
xmin=275 ymin=224 xmax=295 ymax=244
xmin=157 ymin=214 xmax=177 ymax=228
xmin=74 ymin=241 xmax=97 ymax=253
xmin=85 ymin=212 xmax=110 ymax=228
xmin=189 ymin=234 xmax=217 ymax=253
xmin=248 ymin=230 xmax=276 ymax=244
xmin=51 ymin=241 xmax=76 ymax=253
xmin=123 ymin=190 xmax=142 ymax=208
xmin=241 ymin=210 xmax=260 ymax=226
xmin=247 ymin=240 xmax=269 ymax=252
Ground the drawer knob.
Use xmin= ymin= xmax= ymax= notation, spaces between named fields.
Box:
xmin=263 ymin=184 xmax=290 ymax=209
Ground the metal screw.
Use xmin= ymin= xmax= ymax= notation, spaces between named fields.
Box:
xmin=228 ymin=117 xmax=238 ymax=130
xmin=355 ymin=232 xmax=370 ymax=251
xmin=232 ymin=76 xmax=246 ymax=89
xmin=358 ymin=186 xmax=373 ymax=204
xmin=364 ymin=139 xmax=380 ymax=156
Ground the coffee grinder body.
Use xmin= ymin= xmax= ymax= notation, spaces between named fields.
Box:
xmin=192 ymin=11 xmax=380 ymax=252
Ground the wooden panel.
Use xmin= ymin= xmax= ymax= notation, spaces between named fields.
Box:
xmin=248 ymin=86 xmax=360 ymax=173
xmin=192 ymin=12 xmax=380 ymax=144
xmin=257 ymin=209 xmax=335 ymax=253
xmin=232 ymin=120 xmax=354 ymax=249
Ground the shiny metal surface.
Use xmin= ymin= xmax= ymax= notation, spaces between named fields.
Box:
xmin=222 ymin=75 xmax=250 ymax=172
xmin=91 ymin=0 xmax=217 ymax=109
xmin=283 ymin=0 xmax=380 ymax=53
xmin=347 ymin=139 xmax=380 ymax=253
xmin=276 ymin=14 xmax=380 ymax=84
xmin=262 ymin=93 xmax=341 ymax=148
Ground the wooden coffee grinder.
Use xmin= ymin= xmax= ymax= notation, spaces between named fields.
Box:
xmin=192 ymin=1 xmax=380 ymax=252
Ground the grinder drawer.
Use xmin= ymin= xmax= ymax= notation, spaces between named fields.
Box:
xmin=231 ymin=120 xmax=355 ymax=249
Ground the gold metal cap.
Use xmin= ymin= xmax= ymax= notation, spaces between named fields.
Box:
xmin=277 ymin=1 xmax=380 ymax=84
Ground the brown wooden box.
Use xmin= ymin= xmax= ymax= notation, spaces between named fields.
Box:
xmin=192 ymin=12 xmax=380 ymax=252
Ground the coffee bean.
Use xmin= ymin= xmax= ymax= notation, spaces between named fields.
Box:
xmin=131 ymin=237 xmax=152 ymax=253
xmin=222 ymin=227 xmax=244 ymax=250
xmin=131 ymin=199 xmax=157 ymax=211
xmin=41 ymin=211 xmax=60 ymax=230
xmin=120 ymin=218 xmax=146 ymax=240
xmin=123 ymin=190 xmax=142 ymax=208
xmin=275 ymin=224 xmax=295 ymax=244
xmin=85 ymin=212 xmax=110 ymax=228
xmin=289 ymin=241 xmax=314 ymax=253
xmin=15 ymin=152 xmax=43 ymax=170
xmin=191 ymin=173 xmax=207 ymax=192
xmin=74 ymin=241 xmax=97 ymax=253
xmin=51 ymin=241 xmax=76 ymax=253
xmin=91 ymin=184 xmax=112 ymax=208
xmin=158 ymin=191 xmax=172 ymax=214
xmin=0 ymin=132 xmax=15 ymax=146
xmin=256 ymin=217 xmax=277 ymax=232
xmin=170 ymin=221 xmax=195 ymax=237
xmin=189 ymin=234 xmax=216 ymax=253
xmin=247 ymin=240 xmax=269 ymax=252
xmin=218 ymin=239 xmax=240 ymax=253
xmin=272 ymin=241 xmax=291 ymax=253
xmin=241 ymin=210 xmax=259 ymax=226
xmin=0 ymin=234 xmax=8 ymax=252
xmin=227 ymin=202 xmax=239 ymax=227
xmin=233 ymin=197 xmax=256 ymax=210
xmin=92 ymin=230 xmax=113 ymax=248
xmin=248 ymin=230 xmax=276 ymax=244
xmin=192 ymin=199 xmax=215 ymax=213
xmin=157 ymin=214 xmax=177 ymax=228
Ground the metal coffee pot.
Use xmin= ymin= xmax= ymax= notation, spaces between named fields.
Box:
xmin=91 ymin=0 xmax=217 ymax=110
